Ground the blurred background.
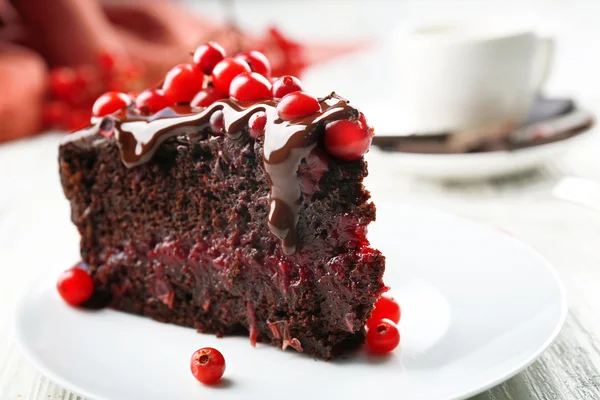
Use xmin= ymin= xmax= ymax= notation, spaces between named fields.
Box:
xmin=1 ymin=0 xmax=600 ymax=399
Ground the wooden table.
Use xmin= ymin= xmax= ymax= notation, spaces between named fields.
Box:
xmin=2 ymin=1 xmax=600 ymax=399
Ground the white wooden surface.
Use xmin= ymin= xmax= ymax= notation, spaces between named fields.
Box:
xmin=2 ymin=1 xmax=600 ymax=399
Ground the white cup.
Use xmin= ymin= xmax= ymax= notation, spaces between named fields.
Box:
xmin=393 ymin=21 xmax=554 ymax=134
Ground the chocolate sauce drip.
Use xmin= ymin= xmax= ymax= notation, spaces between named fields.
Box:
xmin=75 ymin=94 xmax=358 ymax=255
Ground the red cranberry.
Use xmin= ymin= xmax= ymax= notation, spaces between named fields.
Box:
xmin=211 ymin=57 xmax=251 ymax=94
xmin=92 ymin=91 xmax=131 ymax=117
xmin=236 ymin=50 xmax=271 ymax=77
xmin=276 ymin=91 xmax=321 ymax=121
xmin=366 ymin=318 xmax=400 ymax=354
xmin=323 ymin=117 xmax=372 ymax=161
xmin=210 ymin=110 xmax=225 ymax=135
xmin=366 ymin=293 xmax=401 ymax=330
xmin=193 ymin=42 xmax=226 ymax=75
xmin=191 ymin=87 xmax=227 ymax=108
xmin=190 ymin=347 xmax=226 ymax=385
xmin=248 ymin=111 xmax=267 ymax=139
xmin=271 ymin=75 xmax=303 ymax=98
xmin=162 ymin=63 xmax=205 ymax=103
xmin=57 ymin=266 xmax=94 ymax=306
xmin=135 ymin=89 xmax=172 ymax=114
xmin=229 ymin=72 xmax=272 ymax=102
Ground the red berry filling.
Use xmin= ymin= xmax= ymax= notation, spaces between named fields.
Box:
xmin=272 ymin=75 xmax=303 ymax=98
xmin=323 ymin=116 xmax=372 ymax=161
xmin=56 ymin=265 xmax=95 ymax=306
xmin=193 ymin=42 xmax=226 ymax=75
xmin=229 ymin=72 xmax=272 ymax=102
xmin=236 ymin=50 xmax=272 ymax=78
xmin=276 ymin=91 xmax=321 ymax=121
xmin=92 ymin=91 xmax=131 ymax=117
xmin=190 ymin=347 xmax=226 ymax=385
xmin=366 ymin=318 xmax=400 ymax=354
xmin=162 ymin=63 xmax=205 ymax=103
xmin=211 ymin=58 xmax=252 ymax=94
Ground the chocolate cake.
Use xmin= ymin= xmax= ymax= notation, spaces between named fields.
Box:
xmin=59 ymin=91 xmax=386 ymax=359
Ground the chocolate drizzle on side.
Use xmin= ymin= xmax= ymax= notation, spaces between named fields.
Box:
xmin=73 ymin=94 xmax=358 ymax=255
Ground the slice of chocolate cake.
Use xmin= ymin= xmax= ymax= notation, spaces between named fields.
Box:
xmin=58 ymin=47 xmax=385 ymax=359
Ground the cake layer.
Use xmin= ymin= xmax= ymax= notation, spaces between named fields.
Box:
xmin=59 ymin=127 xmax=386 ymax=358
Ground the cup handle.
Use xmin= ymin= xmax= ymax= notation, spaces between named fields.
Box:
xmin=534 ymin=36 xmax=555 ymax=90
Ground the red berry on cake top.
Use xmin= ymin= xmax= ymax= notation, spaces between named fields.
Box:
xmin=210 ymin=110 xmax=225 ymax=135
xmin=366 ymin=318 xmax=400 ymax=354
xmin=190 ymin=347 xmax=226 ymax=385
xmin=193 ymin=42 xmax=226 ymax=75
xmin=229 ymin=72 xmax=272 ymax=102
xmin=272 ymin=75 xmax=303 ymax=99
xmin=249 ymin=111 xmax=267 ymax=139
xmin=324 ymin=115 xmax=372 ymax=161
xmin=135 ymin=89 xmax=172 ymax=115
xmin=191 ymin=87 xmax=227 ymax=108
xmin=236 ymin=50 xmax=272 ymax=78
xmin=276 ymin=91 xmax=321 ymax=121
xmin=211 ymin=58 xmax=252 ymax=94
xmin=366 ymin=293 xmax=401 ymax=330
xmin=92 ymin=91 xmax=131 ymax=117
xmin=162 ymin=63 xmax=205 ymax=103
xmin=57 ymin=266 xmax=94 ymax=306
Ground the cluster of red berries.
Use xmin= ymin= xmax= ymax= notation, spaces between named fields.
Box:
xmin=91 ymin=41 xmax=372 ymax=161
xmin=42 ymin=52 xmax=143 ymax=132
xmin=365 ymin=293 xmax=402 ymax=354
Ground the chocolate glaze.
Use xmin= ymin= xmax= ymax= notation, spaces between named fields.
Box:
xmin=70 ymin=94 xmax=358 ymax=255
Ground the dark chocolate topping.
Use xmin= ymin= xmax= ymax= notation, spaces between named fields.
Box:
xmin=71 ymin=94 xmax=358 ymax=255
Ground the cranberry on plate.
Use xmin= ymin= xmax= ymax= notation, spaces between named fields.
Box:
xmin=57 ymin=266 xmax=94 ymax=306
xmin=190 ymin=347 xmax=226 ymax=385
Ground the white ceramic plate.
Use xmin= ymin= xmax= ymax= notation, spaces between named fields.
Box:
xmin=367 ymin=130 xmax=593 ymax=181
xmin=14 ymin=204 xmax=567 ymax=400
